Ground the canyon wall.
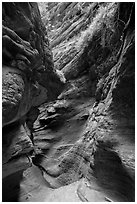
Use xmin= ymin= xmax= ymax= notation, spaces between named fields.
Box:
xmin=2 ymin=2 xmax=65 ymax=201
xmin=2 ymin=2 xmax=135 ymax=202
xmin=34 ymin=2 xmax=135 ymax=201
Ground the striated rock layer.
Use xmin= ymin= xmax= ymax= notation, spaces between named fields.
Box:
xmin=2 ymin=2 xmax=135 ymax=202
xmin=18 ymin=2 xmax=134 ymax=202
xmin=2 ymin=2 xmax=65 ymax=201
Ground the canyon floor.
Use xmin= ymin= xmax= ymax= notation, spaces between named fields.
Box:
xmin=19 ymin=96 xmax=134 ymax=202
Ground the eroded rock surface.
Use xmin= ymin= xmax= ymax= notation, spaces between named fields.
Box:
xmin=2 ymin=2 xmax=135 ymax=202
xmin=2 ymin=2 xmax=65 ymax=201
xmin=2 ymin=2 xmax=65 ymax=127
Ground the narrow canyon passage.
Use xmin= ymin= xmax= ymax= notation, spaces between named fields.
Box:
xmin=19 ymin=97 xmax=134 ymax=202
xmin=2 ymin=2 xmax=135 ymax=202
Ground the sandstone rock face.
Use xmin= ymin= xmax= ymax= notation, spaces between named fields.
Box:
xmin=2 ymin=2 xmax=65 ymax=127
xmin=2 ymin=2 xmax=135 ymax=202
xmin=38 ymin=2 xmax=131 ymax=100
xmin=2 ymin=2 xmax=65 ymax=201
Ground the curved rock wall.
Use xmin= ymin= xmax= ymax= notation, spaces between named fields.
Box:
xmin=2 ymin=2 xmax=65 ymax=127
xmin=2 ymin=2 xmax=65 ymax=201
xmin=2 ymin=2 xmax=135 ymax=202
xmin=29 ymin=2 xmax=134 ymax=202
